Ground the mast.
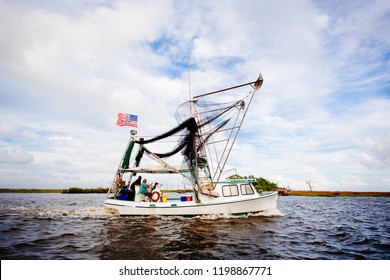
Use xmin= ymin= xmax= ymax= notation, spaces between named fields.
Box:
xmin=188 ymin=55 xmax=193 ymax=117
xmin=213 ymin=75 xmax=262 ymax=184
xmin=187 ymin=56 xmax=203 ymax=191
xmin=193 ymin=73 xmax=264 ymax=184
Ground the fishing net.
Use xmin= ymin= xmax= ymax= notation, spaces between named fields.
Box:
xmin=135 ymin=99 xmax=244 ymax=162
xmin=133 ymin=74 xmax=263 ymax=184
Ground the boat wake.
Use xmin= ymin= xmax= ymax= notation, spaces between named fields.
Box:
xmin=2 ymin=205 xmax=118 ymax=218
xmin=156 ymin=208 xmax=284 ymax=220
xmin=253 ymin=208 xmax=284 ymax=217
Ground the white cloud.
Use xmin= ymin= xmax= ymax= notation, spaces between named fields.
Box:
xmin=340 ymin=174 xmax=369 ymax=190
xmin=0 ymin=0 xmax=389 ymax=191
xmin=0 ymin=145 xmax=34 ymax=164
xmin=355 ymin=136 xmax=390 ymax=170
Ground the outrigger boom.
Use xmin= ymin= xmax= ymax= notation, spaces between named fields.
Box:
xmin=193 ymin=73 xmax=263 ymax=99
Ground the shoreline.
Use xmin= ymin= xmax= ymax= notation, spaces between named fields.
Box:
xmin=0 ymin=189 xmax=64 ymax=193
xmin=0 ymin=188 xmax=389 ymax=197
xmin=278 ymin=190 xmax=390 ymax=197
xmin=0 ymin=188 xmax=189 ymax=194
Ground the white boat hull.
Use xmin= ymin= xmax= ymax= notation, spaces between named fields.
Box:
xmin=104 ymin=191 xmax=278 ymax=216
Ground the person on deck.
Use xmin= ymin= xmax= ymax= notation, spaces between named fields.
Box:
xmin=150 ymin=182 xmax=159 ymax=192
xmin=116 ymin=171 xmax=125 ymax=188
xmin=139 ymin=179 xmax=151 ymax=201
xmin=129 ymin=176 xmax=142 ymax=201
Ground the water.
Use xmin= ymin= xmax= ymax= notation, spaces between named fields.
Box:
xmin=0 ymin=193 xmax=389 ymax=260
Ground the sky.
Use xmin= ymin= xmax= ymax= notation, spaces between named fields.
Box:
xmin=0 ymin=0 xmax=389 ymax=191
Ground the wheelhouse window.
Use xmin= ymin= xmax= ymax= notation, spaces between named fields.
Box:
xmin=240 ymin=184 xmax=254 ymax=195
xmin=222 ymin=185 xmax=239 ymax=197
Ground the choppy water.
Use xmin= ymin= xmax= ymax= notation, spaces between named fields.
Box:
xmin=0 ymin=193 xmax=389 ymax=260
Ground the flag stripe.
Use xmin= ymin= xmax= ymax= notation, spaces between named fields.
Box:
xmin=116 ymin=113 xmax=138 ymax=127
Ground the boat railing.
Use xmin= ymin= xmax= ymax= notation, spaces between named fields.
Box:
xmin=212 ymin=178 xmax=258 ymax=184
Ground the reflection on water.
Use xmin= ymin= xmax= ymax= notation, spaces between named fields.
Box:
xmin=0 ymin=193 xmax=389 ymax=259
xmin=99 ymin=214 xmax=283 ymax=260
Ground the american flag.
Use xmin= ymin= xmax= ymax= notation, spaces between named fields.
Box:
xmin=116 ymin=113 xmax=138 ymax=127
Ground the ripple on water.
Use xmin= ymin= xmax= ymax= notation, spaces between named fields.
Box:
xmin=0 ymin=194 xmax=389 ymax=260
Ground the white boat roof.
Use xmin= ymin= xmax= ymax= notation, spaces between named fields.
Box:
xmin=121 ymin=166 xmax=192 ymax=174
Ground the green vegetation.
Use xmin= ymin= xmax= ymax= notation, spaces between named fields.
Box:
xmin=2 ymin=183 xmax=388 ymax=197
xmin=287 ymin=190 xmax=390 ymax=197
xmin=0 ymin=188 xmax=63 ymax=193
xmin=227 ymin=174 xmax=278 ymax=191
xmin=0 ymin=187 xmax=109 ymax=193
xmin=62 ymin=187 xmax=109 ymax=193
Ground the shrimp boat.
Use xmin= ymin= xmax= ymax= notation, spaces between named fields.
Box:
xmin=104 ymin=73 xmax=278 ymax=216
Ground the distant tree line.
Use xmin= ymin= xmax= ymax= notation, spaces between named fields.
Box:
xmin=226 ymin=175 xmax=278 ymax=191
xmin=62 ymin=187 xmax=109 ymax=193
xmin=62 ymin=176 xmax=279 ymax=193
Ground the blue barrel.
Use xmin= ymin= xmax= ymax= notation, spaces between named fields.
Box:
xmin=180 ymin=196 xmax=186 ymax=202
